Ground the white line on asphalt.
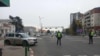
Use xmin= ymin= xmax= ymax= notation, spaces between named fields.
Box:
xmin=37 ymin=38 xmax=42 ymax=39
xmin=94 ymin=55 xmax=100 ymax=56
xmin=78 ymin=55 xmax=87 ymax=56
xmin=29 ymin=48 xmax=34 ymax=56
xmin=64 ymin=55 xmax=71 ymax=56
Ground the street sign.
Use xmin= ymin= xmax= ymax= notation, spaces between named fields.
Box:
xmin=0 ymin=0 xmax=10 ymax=7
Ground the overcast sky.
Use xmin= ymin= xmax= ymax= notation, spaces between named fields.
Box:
xmin=0 ymin=0 xmax=100 ymax=28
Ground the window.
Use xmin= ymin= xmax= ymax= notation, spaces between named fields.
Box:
xmin=15 ymin=34 xmax=22 ymax=37
xmin=6 ymin=33 xmax=14 ymax=37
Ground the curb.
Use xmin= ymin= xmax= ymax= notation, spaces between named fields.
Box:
xmin=29 ymin=48 xmax=34 ymax=56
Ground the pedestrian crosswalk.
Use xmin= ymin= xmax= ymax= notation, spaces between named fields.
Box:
xmin=64 ymin=55 xmax=71 ymax=56
xmin=37 ymin=38 xmax=42 ymax=39
xmin=64 ymin=55 xmax=100 ymax=56
xmin=94 ymin=55 xmax=100 ymax=56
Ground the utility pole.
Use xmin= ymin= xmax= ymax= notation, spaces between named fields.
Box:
xmin=39 ymin=16 xmax=43 ymax=35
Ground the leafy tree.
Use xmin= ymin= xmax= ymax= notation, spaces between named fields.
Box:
xmin=70 ymin=19 xmax=77 ymax=35
xmin=47 ymin=30 xmax=51 ymax=34
xmin=9 ymin=15 xmax=24 ymax=32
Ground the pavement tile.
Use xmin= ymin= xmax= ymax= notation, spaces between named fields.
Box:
xmin=0 ymin=40 xmax=29 ymax=56
xmin=2 ymin=46 xmax=25 ymax=56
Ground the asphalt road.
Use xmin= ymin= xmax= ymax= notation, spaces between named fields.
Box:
xmin=32 ymin=35 xmax=100 ymax=56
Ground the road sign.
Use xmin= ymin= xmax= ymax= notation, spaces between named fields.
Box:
xmin=0 ymin=0 xmax=10 ymax=7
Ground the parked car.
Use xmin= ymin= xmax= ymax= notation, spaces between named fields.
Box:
xmin=4 ymin=33 xmax=37 ymax=46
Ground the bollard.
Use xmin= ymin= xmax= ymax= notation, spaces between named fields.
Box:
xmin=25 ymin=47 xmax=28 ymax=56
xmin=27 ymin=46 xmax=29 ymax=51
xmin=24 ymin=42 xmax=30 ymax=56
xmin=0 ymin=48 xmax=2 ymax=56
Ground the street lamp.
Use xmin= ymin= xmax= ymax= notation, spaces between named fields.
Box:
xmin=39 ymin=16 xmax=43 ymax=34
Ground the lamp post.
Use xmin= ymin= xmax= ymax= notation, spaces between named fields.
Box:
xmin=39 ymin=16 xmax=43 ymax=35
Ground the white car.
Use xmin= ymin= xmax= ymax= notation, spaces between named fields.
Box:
xmin=4 ymin=33 xmax=37 ymax=46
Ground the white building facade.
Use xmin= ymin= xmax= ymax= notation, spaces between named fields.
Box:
xmin=70 ymin=7 xmax=100 ymax=35
xmin=81 ymin=7 xmax=100 ymax=35
xmin=0 ymin=19 xmax=15 ymax=37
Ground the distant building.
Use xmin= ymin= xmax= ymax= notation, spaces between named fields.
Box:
xmin=70 ymin=7 xmax=100 ymax=35
xmin=0 ymin=19 xmax=15 ymax=37
xmin=43 ymin=26 xmax=64 ymax=32
xmin=70 ymin=12 xmax=83 ymax=35
xmin=70 ymin=12 xmax=82 ymax=26
xmin=24 ymin=26 xmax=36 ymax=37
xmin=82 ymin=7 xmax=100 ymax=34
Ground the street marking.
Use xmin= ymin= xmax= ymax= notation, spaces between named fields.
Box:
xmin=78 ymin=55 xmax=87 ymax=56
xmin=37 ymin=38 xmax=42 ymax=39
xmin=94 ymin=55 xmax=100 ymax=56
xmin=29 ymin=48 xmax=34 ymax=56
xmin=63 ymin=55 xmax=100 ymax=56
xmin=64 ymin=55 xmax=71 ymax=56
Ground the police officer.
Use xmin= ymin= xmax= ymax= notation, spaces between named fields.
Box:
xmin=56 ymin=31 xmax=62 ymax=46
xmin=88 ymin=29 xmax=94 ymax=44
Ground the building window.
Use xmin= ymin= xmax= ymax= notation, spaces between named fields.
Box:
xmin=85 ymin=16 xmax=90 ymax=19
xmin=87 ymin=20 xmax=90 ymax=22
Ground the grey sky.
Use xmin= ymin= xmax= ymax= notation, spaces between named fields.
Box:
xmin=0 ymin=0 xmax=100 ymax=28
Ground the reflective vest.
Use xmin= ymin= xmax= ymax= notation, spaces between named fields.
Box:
xmin=91 ymin=31 xmax=94 ymax=36
xmin=57 ymin=32 xmax=62 ymax=38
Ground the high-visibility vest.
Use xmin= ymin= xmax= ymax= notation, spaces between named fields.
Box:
xmin=57 ymin=32 xmax=62 ymax=38
xmin=91 ymin=31 xmax=94 ymax=36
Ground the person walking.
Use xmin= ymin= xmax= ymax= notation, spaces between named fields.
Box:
xmin=56 ymin=31 xmax=62 ymax=46
xmin=88 ymin=29 xmax=94 ymax=44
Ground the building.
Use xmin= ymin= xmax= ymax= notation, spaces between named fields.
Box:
xmin=83 ymin=7 xmax=100 ymax=34
xmin=0 ymin=19 xmax=15 ymax=37
xmin=70 ymin=7 xmax=100 ymax=35
xmin=24 ymin=26 xmax=36 ymax=37
xmin=43 ymin=26 xmax=64 ymax=32
xmin=70 ymin=12 xmax=83 ymax=35
xmin=70 ymin=12 xmax=82 ymax=26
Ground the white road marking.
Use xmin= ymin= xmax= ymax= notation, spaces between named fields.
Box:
xmin=64 ymin=55 xmax=71 ymax=56
xmin=63 ymin=55 xmax=100 ymax=56
xmin=78 ymin=55 xmax=87 ymax=56
xmin=29 ymin=48 xmax=34 ymax=56
xmin=94 ymin=55 xmax=100 ymax=56
xmin=37 ymin=38 xmax=42 ymax=39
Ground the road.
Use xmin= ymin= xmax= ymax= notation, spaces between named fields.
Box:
xmin=32 ymin=35 xmax=100 ymax=56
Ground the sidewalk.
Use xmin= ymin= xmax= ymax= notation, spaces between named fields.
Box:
xmin=2 ymin=46 xmax=25 ymax=56
xmin=0 ymin=39 xmax=31 ymax=56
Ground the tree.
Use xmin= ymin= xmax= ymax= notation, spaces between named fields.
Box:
xmin=70 ymin=19 xmax=77 ymax=35
xmin=47 ymin=30 xmax=51 ymax=34
xmin=9 ymin=15 xmax=24 ymax=32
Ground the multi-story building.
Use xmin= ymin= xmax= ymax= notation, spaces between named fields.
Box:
xmin=83 ymin=7 xmax=100 ymax=34
xmin=70 ymin=12 xmax=83 ymax=35
xmin=70 ymin=12 xmax=82 ymax=26
xmin=0 ymin=19 xmax=15 ymax=37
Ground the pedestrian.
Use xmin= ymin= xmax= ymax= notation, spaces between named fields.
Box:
xmin=56 ymin=31 xmax=62 ymax=46
xmin=88 ymin=29 xmax=94 ymax=44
